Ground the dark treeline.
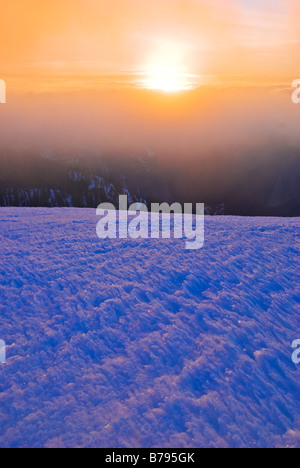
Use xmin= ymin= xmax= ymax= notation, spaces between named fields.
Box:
xmin=0 ymin=145 xmax=299 ymax=216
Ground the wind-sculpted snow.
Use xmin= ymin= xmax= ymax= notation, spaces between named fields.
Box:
xmin=0 ymin=208 xmax=299 ymax=448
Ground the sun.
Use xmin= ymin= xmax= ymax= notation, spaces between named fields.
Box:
xmin=142 ymin=42 xmax=194 ymax=93
xmin=144 ymin=67 xmax=192 ymax=93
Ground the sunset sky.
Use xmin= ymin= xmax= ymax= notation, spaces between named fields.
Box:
xmin=1 ymin=0 xmax=300 ymax=93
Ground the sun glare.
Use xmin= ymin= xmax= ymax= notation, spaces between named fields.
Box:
xmin=142 ymin=42 xmax=194 ymax=93
xmin=144 ymin=68 xmax=192 ymax=93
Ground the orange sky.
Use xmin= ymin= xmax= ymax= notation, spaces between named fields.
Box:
xmin=1 ymin=0 xmax=300 ymax=93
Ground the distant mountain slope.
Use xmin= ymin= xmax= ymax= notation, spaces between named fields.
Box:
xmin=0 ymin=146 xmax=299 ymax=216
xmin=267 ymin=158 xmax=300 ymax=216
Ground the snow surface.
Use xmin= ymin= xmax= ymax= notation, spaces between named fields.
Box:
xmin=0 ymin=208 xmax=299 ymax=448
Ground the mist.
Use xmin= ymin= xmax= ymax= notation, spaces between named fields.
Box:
xmin=1 ymin=86 xmax=299 ymax=157
xmin=1 ymin=86 xmax=299 ymax=216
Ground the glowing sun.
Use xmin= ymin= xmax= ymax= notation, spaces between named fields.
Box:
xmin=142 ymin=42 xmax=194 ymax=93
xmin=144 ymin=68 xmax=192 ymax=93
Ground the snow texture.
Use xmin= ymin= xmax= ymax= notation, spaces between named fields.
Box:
xmin=0 ymin=208 xmax=299 ymax=448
